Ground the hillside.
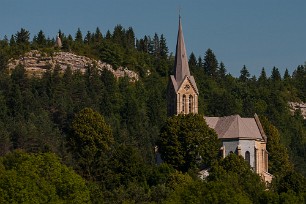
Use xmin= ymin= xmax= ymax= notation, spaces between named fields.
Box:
xmin=8 ymin=50 xmax=139 ymax=81
xmin=0 ymin=26 xmax=305 ymax=203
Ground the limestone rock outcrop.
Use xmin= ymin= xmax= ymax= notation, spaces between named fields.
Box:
xmin=289 ymin=102 xmax=306 ymax=119
xmin=8 ymin=50 xmax=138 ymax=81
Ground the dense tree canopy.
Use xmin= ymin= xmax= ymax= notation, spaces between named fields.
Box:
xmin=0 ymin=151 xmax=90 ymax=203
xmin=0 ymin=25 xmax=304 ymax=203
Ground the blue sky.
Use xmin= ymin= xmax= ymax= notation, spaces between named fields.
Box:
xmin=1 ymin=0 xmax=306 ymax=77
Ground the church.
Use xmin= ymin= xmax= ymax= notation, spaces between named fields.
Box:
xmin=167 ymin=16 xmax=273 ymax=183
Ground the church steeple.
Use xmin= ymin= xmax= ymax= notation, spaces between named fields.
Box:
xmin=174 ymin=16 xmax=190 ymax=83
xmin=167 ymin=16 xmax=199 ymax=116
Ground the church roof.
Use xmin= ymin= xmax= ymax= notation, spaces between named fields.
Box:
xmin=204 ymin=115 xmax=265 ymax=140
xmin=171 ymin=16 xmax=198 ymax=94
xmin=174 ymin=16 xmax=190 ymax=83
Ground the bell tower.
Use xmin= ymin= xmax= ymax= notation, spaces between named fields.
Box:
xmin=167 ymin=16 xmax=199 ymax=116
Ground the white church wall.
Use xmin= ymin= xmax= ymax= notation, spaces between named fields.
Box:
xmin=222 ymin=139 xmax=256 ymax=169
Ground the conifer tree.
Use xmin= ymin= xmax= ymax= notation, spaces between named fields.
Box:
xmin=84 ymin=31 xmax=92 ymax=44
xmin=271 ymin=66 xmax=281 ymax=81
xmin=203 ymin=48 xmax=218 ymax=77
xmin=197 ymin=56 xmax=202 ymax=67
xmin=283 ymin=68 xmax=290 ymax=80
xmin=9 ymin=35 xmax=15 ymax=47
xmin=153 ymin=33 xmax=160 ymax=57
xmin=159 ymin=34 xmax=168 ymax=58
xmin=94 ymin=27 xmax=103 ymax=43
xmin=36 ymin=30 xmax=46 ymax=46
xmin=125 ymin=27 xmax=135 ymax=49
xmin=75 ymin=28 xmax=83 ymax=43
xmin=218 ymin=62 xmax=227 ymax=78
xmin=15 ymin=28 xmax=30 ymax=54
xmin=239 ymin=65 xmax=250 ymax=82
xmin=188 ymin=52 xmax=197 ymax=68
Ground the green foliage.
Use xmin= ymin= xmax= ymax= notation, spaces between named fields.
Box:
xmin=209 ymin=154 xmax=266 ymax=203
xmin=157 ymin=114 xmax=220 ymax=172
xmin=0 ymin=151 xmax=90 ymax=203
xmin=68 ymin=107 xmax=114 ymax=179
xmin=0 ymin=25 xmax=305 ymax=203
xmin=260 ymin=116 xmax=293 ymax=175
xmin=203 ymin=48 xmax=218 ymax=78
xmin=239 ymin=65 xmax=250 ymax=82
xmin=0 ymin=50 xmax=8 ymax=71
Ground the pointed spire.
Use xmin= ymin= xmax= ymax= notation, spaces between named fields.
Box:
xmin=174 ymin=16 xmax=190 ymax=83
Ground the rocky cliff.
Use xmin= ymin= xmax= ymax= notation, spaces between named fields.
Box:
xmin=289 ymin=102 xmax=306 ymax=119
xmin=8 ymin=50 xmax=139 ymax=81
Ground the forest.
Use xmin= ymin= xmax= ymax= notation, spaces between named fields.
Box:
xmin=0 ymin=25 xmax=305 ymax=203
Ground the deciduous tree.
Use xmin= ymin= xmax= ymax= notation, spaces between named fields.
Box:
xmin=68 ymin=107 xmax=114 ymax=179
xmin=157 ymin=114 xmax=220 ymax=172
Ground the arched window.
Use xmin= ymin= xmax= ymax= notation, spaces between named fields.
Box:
xmin=182 ymin=95 xmax=186 ymax=113
xmin=245 ymin=151 xmax=250 ymax=165
xmin=189 ymin=95 xmax=193 ymax=113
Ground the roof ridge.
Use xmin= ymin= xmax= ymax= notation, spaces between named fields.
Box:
xmin=216 ymin=115 xmax=238 ymax=138
xmin=237 ymin=115 xmax=247 ymax=138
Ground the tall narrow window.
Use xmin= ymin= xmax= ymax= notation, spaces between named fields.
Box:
xmin=189 ymin=95 xmax=193 ymax=113
xmin=245 ymin=151 xmax=250 ymax=165
xmin=182 ymin=95 xmax=186 ymax=113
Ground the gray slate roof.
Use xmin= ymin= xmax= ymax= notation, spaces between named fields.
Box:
xmin=204 ymin=115 xmax=264 ymax=140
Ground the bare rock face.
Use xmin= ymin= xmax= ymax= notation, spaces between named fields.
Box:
xmin=8 ymin=50 xmax=139 ymax=81
xmin=289 ymin=102 xmax=306 ymax=119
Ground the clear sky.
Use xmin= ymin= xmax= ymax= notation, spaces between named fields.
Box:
xmin=1 ymin=0 xmax=306 ymax=77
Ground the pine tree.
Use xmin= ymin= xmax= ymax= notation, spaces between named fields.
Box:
xmin=153 ymin=33 xmax=160 ymax=57
xmin=271 ymin=66 xmax=281 ymax=81
xmin=159 ymin=34 xmax=168 ymax=59
xmin=15 ymin=28 xmax=30 ymax=45
xmin=84 ymin=31 xmax=92 ymax=44
xmin=15 ymin=28 xmax=30 ymax=54
xmin=112 ymin=24 xmax=124 ymax=45
xmin=197 ymin=56 xmax=202 ymax=67
xmin=283 ymin=68 xmax=290 ymax=80
xmin=218 ymin=62 xmax=227 ymax=78
xmin=75 ymin=28 xmax=83 ymax=43
xmin=125 ymin=27 xmax=135 ymax=49
xmin=188 ymin=52 xmax=197 ymax=68
xmin=35 ymin=30 xmax=46 ymax=47
xmin=94 ymin=27 xmax=103 ymax=43
xmin=239 ymin=65 xmax=250 ymax=82
xmin=203 ymin=48 xmax=218 ymax=77
xmin=105 ymin=30 xmax=112 ymax=40
xmin=9 ymin=35 xmax=16 ymax=47
xmin=258 ymin=67 xmax=267 ymax=86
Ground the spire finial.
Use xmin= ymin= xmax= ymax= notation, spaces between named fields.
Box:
xmin=178 ymin=5 xmax=181 ymax=18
